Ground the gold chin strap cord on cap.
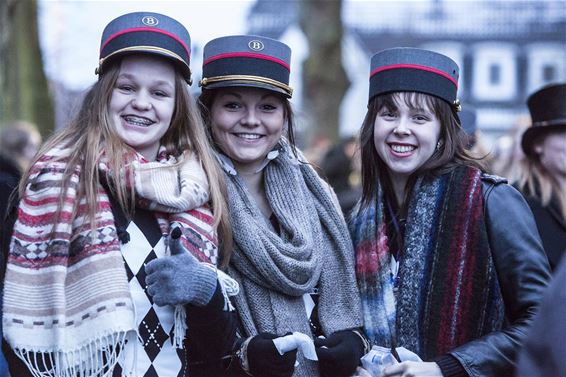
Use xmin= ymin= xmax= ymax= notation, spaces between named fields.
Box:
xmin=199 ymin=75 xmax=293 ymax=97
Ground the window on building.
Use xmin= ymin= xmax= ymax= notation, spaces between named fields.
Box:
xmin=489 ymin=64 xmax=501 ymax=85
xmin=543 ymin=65 xmax=556 ymax=82
xmin=526 ymin=46 xmax=565 ymax=94
xmin=472 ymin=44 xmax=516 ymax=101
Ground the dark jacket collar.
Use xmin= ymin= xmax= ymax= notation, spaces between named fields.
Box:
xmin=520 ymin=182 xmax=566 ymax=229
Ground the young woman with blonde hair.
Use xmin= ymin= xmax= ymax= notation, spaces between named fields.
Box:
xmin=515 ymin=83 xmax=566 ymax=271
xmin=3 ymin=12 xmax=236 ymax=377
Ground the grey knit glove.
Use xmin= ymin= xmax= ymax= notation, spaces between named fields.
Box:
xmin=145 ymin=226 xmax=218 ymax=307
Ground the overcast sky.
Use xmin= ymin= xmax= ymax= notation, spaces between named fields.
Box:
xmin=38 ymin=0 xmax=255 ymax=90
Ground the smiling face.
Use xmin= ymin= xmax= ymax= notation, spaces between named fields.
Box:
xmin=109 ymin=54 xmax=176 ymax=160
xmin=210 ymin=87 xmax=286 ymax=172
xmin=373 ymin=92 xmax=441 ymax=189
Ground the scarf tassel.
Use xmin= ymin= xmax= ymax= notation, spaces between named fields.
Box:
xmin=218 ymin=269 xmax=239 ymax=312
xmin=13 ymin=332 xmax=129 ymax=377
xmin=173 ymin=306 xmax=187 ymax=349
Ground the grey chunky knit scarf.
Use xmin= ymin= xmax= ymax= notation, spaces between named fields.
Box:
xmin=225 ymin=144 xmax=363 ymax=377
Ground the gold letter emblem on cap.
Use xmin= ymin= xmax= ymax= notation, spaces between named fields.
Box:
xmin=142 ymin=16 xmax=159 ymax=26
xmin=248 ymin=40 xmax=264 ymax=51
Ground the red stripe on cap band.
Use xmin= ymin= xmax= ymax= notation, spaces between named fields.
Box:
xmin=370 ymin=63 xmax=458 ymax=87
xmin=101 ymin=27 xmax=190 ymax=58
xmin=204 ymin=52 xmax=290 ymax=71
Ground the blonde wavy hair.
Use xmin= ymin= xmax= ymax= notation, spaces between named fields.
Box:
xmin=516 ymin=146 xmax=566 ymax=222
xmin=19 ymin=58 xmax=232 ymax=267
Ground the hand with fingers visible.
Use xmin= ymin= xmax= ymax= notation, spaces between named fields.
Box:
xmin=145 ymin=225 xmax=218 ymax=307
xmin=381 ymin=361 xmax=443 ymax=377
xmin=238 ymin=333 xmax=297 ymax=377
xmin=314 ymin=330 xmax=366 ymax=377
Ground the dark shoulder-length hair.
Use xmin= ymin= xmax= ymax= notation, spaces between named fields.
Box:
xmin=359 ymin=91 xmax=485 ymax=208
xmin=198 ymin=88 xmax=298 ymax=155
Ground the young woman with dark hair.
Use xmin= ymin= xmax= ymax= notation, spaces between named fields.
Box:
xmin=350 ymin=47 xmax=550 ymax=377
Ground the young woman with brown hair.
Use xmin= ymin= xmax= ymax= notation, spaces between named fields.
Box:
xmin=350 ymin=47 xmax=550 ymax=377
xmin=199 ymin=35 xmax=366 ymax=377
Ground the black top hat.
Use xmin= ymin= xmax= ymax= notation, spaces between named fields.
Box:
xmin=368 ymin=47 xmax=460 ymax=110
xmin=522 ymin=83 xmax=566 ymax=156
xmin=199 ymin=35 xmax=293 ymax=98
xmin=97 ymin=12 xmax=192 ymax=84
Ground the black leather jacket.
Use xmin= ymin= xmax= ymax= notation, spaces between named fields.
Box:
xmin=448 ymin=175 xmax=551 ymax=376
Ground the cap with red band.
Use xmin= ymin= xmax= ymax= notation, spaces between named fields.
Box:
xmin=368 ymin=47 xmax=460 ymax=107
xmin=97 ymin=11 xmax=192 ymax=84
xmin=199 ymin=35 xmax=293 ymax=98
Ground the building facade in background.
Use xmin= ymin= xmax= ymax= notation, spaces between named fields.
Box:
xmin=247 ymin=0 xmax=566 ymax=142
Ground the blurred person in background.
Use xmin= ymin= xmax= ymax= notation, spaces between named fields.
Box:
xmin=459 ymin=107 xmax=478 ymax=150
xmin=459 ymin=107 xmax=492 ymax=166
xmin=0 ymin=120 xmax=41 ymax=377
xmin=199 ymin=35 xmax=367 ymax=377
xmin=350 ymin=47 xmax=550 ymax=377
xmin=0 ymin=120 xmax=42 ymax=222
xmin=489 ymin=115 xmax=530 ymax=180
xmin=513 ymin=83 xmax=566 ymax=271
xmin=320 ymin=136 xmax=362 ymax=216
xmin=0 ymin=121 xmax=42 ymax=261
xmin=516 ymin=257 xmax=566 ymax=377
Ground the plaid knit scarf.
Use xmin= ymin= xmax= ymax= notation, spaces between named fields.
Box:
xmin=350 ymin=166 xmax=505 ymax=360
xmin=3 ymin=145 xmax=217 ymax=377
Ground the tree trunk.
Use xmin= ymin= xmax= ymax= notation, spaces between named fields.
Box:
xmin=299 ymin=0 xmax=349 ymax=148
xmin=0 ymin=0 xmax=54 ymax=137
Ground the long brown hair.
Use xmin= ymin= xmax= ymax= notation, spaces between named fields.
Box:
xmin=359 ymin=91 xmax=484 ymax=209
xmin=19 ymin=57 xmax=233 ymax=267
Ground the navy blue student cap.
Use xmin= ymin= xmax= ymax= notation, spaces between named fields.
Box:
xmin=96 ymin=12 xmax=192 ymax=84
xmin=199 ymin=35 xmax=293 ymax=98
xmin=368 ymin=47 xmax=460 ymax=110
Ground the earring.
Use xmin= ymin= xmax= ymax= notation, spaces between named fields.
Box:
xmin=436 ymin=140 xmax=443 ymax=150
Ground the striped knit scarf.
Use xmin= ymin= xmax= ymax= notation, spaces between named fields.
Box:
xmin=3 ymin=145 xmax=217 ymax=377
xmin=350 ymin=166 xmax=505 ymax=360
